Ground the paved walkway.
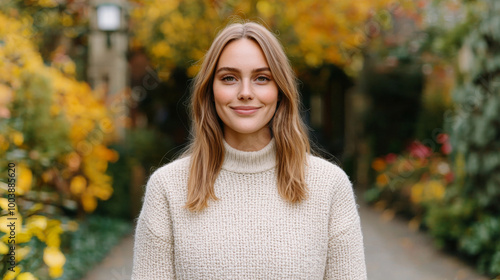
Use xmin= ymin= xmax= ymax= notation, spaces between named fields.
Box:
xmin=80 ymin=203 xmax=488 ymax=280
xmin=359 ymin=204 xmax=487 ymax=280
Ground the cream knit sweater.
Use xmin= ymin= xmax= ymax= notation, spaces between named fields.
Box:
xmin=132 ymin=139 xmax=367 ymax=279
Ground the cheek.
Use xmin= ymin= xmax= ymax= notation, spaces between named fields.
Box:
xmin=261 ymin=85 xmax=279 ymax=106
xmin=213 ymin=84 xmax=233 ymax=122
xmin=213 ymin=83 xmax=232 ymax=106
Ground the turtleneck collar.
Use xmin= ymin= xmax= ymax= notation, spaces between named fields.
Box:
xmin=221 ymin=138 xmax=277 ymax=173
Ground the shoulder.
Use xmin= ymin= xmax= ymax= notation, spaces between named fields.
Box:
xmin=145 ymin=156 xmax=191 ymax=191
xmin=152 ymin=155 xmax=191 ymax=177
xmin=307 ymin=154 xmax=350 ymax=182
xmin=306 ymin=154 xmax=352 ymax=194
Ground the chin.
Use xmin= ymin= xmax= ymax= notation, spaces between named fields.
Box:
xmin=233 ymin=128 xmax=261 ymax=135
xmin=235 ymin=126 xmax=270 ymax=135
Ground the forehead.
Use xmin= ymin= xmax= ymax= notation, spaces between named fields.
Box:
xmin=217 ymin=38 xmax=269 ymax=68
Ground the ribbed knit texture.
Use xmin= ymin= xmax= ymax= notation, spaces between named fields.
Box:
xmin=132 ymin=139 xmax=367 ymax=279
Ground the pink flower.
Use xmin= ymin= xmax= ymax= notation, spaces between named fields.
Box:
xmin=441 ymin=142 xmax=452 ymax=155
xmin=445 ymin=172 xmax=454 ymax=184
xmin=409 ymin=141 xmax=432 ymax=159
xmin=385 ymin=153 xmax=397 ymax=164
xmin=437 ymin=133 xmax=449 ymax=144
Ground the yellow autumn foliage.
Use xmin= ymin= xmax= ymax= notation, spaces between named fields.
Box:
xmin=0 ymin=9 xmax=117 ymax=209
xmin=3 ymin=266 xmax=21 ymax=280
xmin=0 ymin=241 xmax=8 ymax=255
xmin=17 ymin=272 xmax=37 ymax=280
xmin=16 ymin=163 xmax=33 ymax=195
xmin=69 ymin=175 xmax=87 ymax=195
xmin=410 ymin=180 xmax=446 ymax=204
xmin=43 ymin=247 xmax=66 ymax=275
xmin=130 ymin=0 xmax=402 ymax=76
xmin=0 ymin=8 xmax=118 ymax=279
xmin=15 ymin=246 xmax=31 ymax=262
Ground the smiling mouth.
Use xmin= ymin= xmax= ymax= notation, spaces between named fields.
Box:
xmin=231 ymin=106 xmax=261 ymax=115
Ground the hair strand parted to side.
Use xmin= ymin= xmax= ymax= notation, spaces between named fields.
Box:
xmin=183 ymin=21 xmax=310 ymax=212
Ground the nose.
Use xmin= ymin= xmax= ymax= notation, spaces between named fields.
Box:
xmin=237 ymin=79 xmax=253 ymax=100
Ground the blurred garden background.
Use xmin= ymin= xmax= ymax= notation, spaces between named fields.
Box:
xmin=0 ymin=0 xmax=499 ymax=279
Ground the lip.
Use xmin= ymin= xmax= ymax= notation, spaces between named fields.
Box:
xmin=230 ymin=106 xmax=261 ymax=115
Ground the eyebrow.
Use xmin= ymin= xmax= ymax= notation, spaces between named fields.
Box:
xmin=215 ymin=67 xmax=271 ymax=74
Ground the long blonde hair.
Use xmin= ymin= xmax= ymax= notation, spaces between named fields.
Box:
xmin=183 ymin=21 xmax=310 ymax=212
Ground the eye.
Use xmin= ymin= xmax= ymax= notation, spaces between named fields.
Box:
xmin=256 ymin=76 xmax=270 ymax=82
xmin=222 ymin=76 xmax=236 ymax=82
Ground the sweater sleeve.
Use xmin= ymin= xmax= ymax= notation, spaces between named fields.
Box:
xmin=132 ymin=170 xmax=176 ymax=279
xmin=324 ymin=169 xmax=367 ymax=280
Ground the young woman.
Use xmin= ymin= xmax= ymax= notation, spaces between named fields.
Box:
xmin=132 ymin=21 xmax=366 ymax=279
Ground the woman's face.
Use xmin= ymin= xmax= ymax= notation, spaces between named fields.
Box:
xmin=213 ymin=38 xmax=278 ymax=144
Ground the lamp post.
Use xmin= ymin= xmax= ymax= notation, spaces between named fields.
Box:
xmin=96 ymin=4 xmax=122 ymax=48
xmin=88 ymin=0 xmax=129 ymax=141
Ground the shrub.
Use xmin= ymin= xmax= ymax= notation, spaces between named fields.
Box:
xmin=365 ymin=134 xmax=453 ymax=227
xmin=0 ymin=11 xmax=120 ymax=278
xmin=425 ymin=0 xmax=500 ymax=276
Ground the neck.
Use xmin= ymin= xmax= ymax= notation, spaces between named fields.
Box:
xmin=222 ymin=137 xmax=276 ymax=173
xmin=223 ymin=129 xmax=272 ymax=151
